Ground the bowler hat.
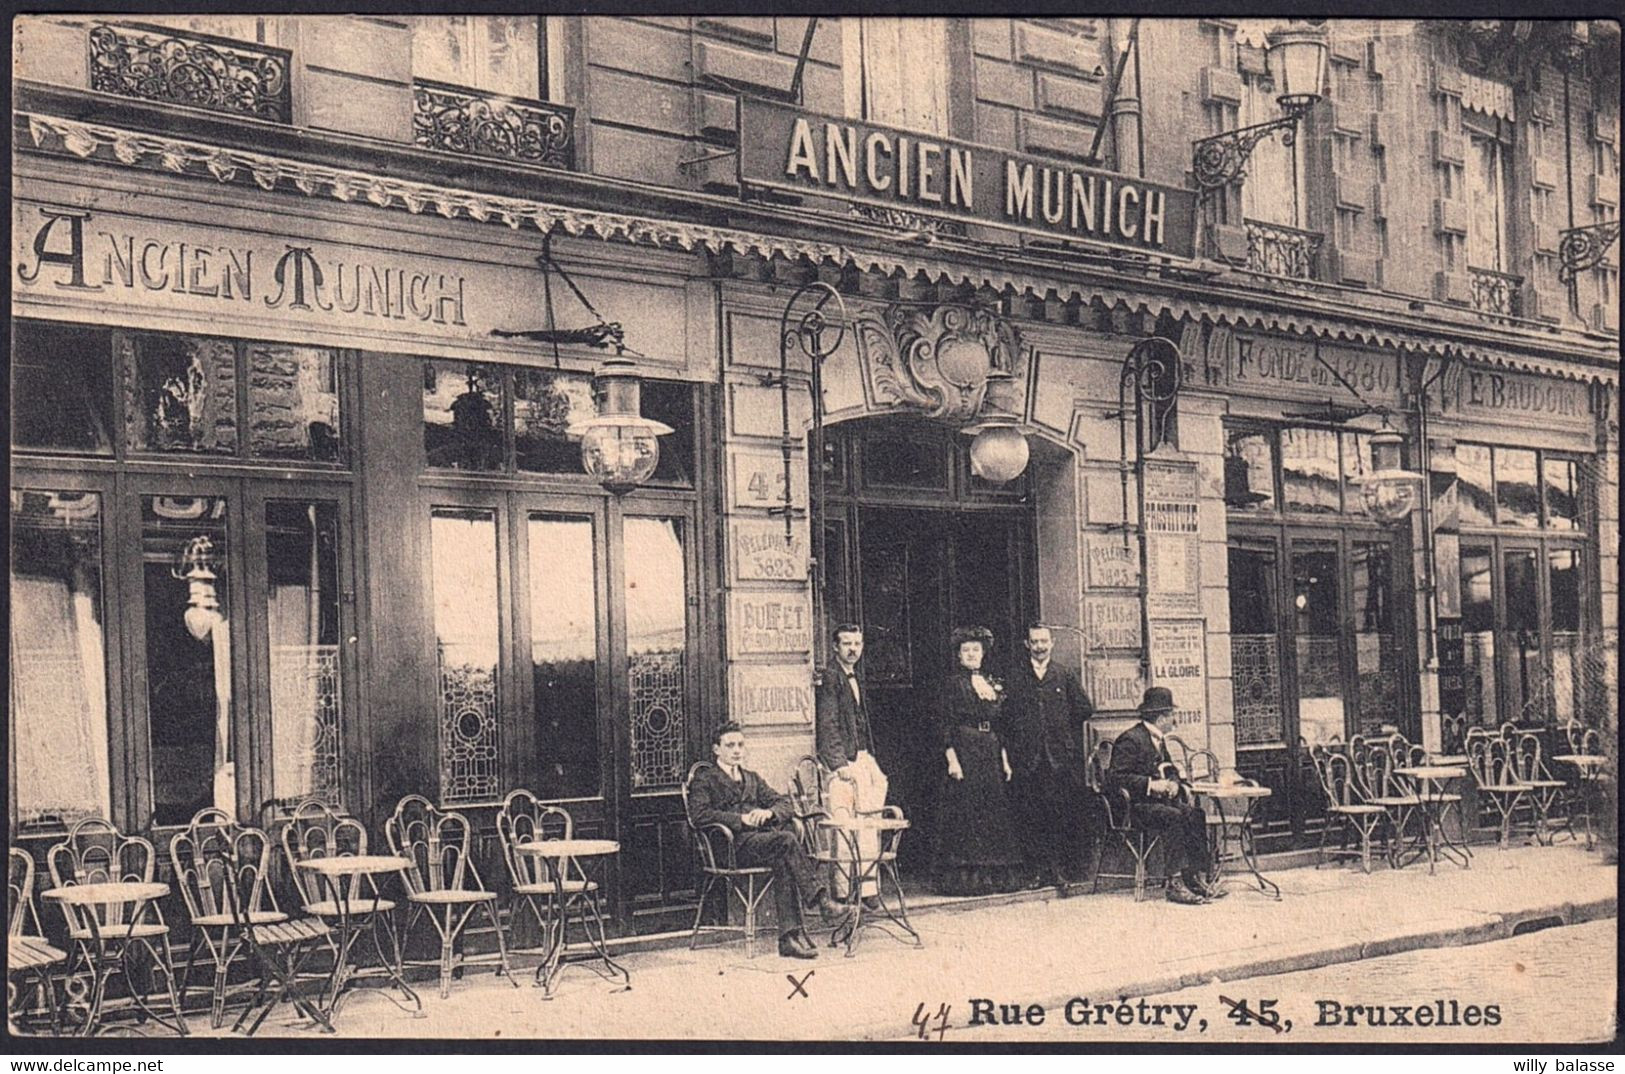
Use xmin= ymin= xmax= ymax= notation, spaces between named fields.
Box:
xmin=1138 ymin=686 xmax=1176 ymax=714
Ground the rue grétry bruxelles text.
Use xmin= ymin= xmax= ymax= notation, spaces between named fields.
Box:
xmin=966 ymin=996 xmax=1502 ymax=1031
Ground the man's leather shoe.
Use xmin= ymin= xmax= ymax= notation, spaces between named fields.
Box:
xmin=1193 ymin=876 xmax=1230 ymax=900
xmin=778 ymin=933 xmax=817 ymax=959
xmin=861 ymin=895 xmax=883 ymax=911
xmin=815 ymin=893 xmax=852 ymax=924
xmin=1164 ymin=878 xmax=1206 ymax=905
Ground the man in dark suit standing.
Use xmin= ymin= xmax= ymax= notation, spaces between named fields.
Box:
xmin=1106 ymin=687 xmax=1220 ymax=905
xmin=687 ymin=722 xmax=850 ymax=958
xmin=1004 ymin=623 xmax=1093 ymax=895
xmin=814 ymin=624 xmax=888 ymax=904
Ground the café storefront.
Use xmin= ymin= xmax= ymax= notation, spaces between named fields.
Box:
xmin=12 ymin=93 xmax=1616 ymax=934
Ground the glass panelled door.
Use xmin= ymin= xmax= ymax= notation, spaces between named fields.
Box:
xmin=1502 ymin=546 xmax=1543 ymax=724
xmin=1228 ymin=538 xmax=1294 ymax=842
xmin=1291 ymin=540 xmax=1344 ymax=748
xmin=251 ymin=492 xmax=354 ymax=810
xmin=10 ymin=485 xmax=115 ymax=831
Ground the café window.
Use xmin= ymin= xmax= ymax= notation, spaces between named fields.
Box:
xmin=1225 ymin=423 xmax=1378 ymax=518
xmin=11 ymin=321 xmax=347 ymax=465
xmin=844 ymin=17 xmax=950 ymax=135
xmin=1452 ymin=441 xmax=1595 ymax=728
xmin=422 ymin=360 xmax=695 ymax=485
xmin=409 ymin=15 xmax=551 ymax=99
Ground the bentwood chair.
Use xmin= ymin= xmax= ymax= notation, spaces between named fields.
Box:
xmin=8 ymin=848 xmax=66 ymax=1035
xmin=47 ymin=819 xmax=187 ymax=1035
xmin=1509 ymin=732 xmax=1571 ymax=844
xmin=680 ymin=762 xmax=777 ymax=957
xmin=1349 ymin=736 xmax=1421 ymax=867
xmin=1309 ymin=743 xmax=1385 ymax=873
xmin=1463 ymin=729 xmax=1534 ymax=849
xmin=278 ymin=799 xmax=400 ymax=985
xmin=1085 ymin=740 xmax=1168 ymax=901
xmin=169 ymin=809 xmax=289 ymax=1028
xmin=495 ymin=791 xmax=602 ymax=955
xmin=215 ymin=825 xmax=333 ymax=1036
xmin=789 ymin=756 xmax=845 ymax=888
xmin=385 ymin=795 xmax=516 ymax=998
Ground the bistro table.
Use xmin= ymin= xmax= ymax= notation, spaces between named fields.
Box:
xmin=820 ymin=815 xmax=919 ymax=958
xmin=1394 ymin=765 xmax=1472 ymax=874
xmin=1188 ymin=781 xmax=1280 ymax=900
xmin=294 ymin=855 xmax=421 ymax=1020
xmin=42 ymin=881 xmax=186 ymax=1037
xmin=512 ymin=839 xmax=630 ymax=997
xmin=1552 ymin=754 xmax=1609 ymax=851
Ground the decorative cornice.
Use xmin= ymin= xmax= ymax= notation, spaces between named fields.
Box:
xmin=17 ymin=110 xmax=1617 ymax=388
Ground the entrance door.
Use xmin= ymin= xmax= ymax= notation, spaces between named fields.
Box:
xmin=857 ymin=507 xmax=1029 ymax=873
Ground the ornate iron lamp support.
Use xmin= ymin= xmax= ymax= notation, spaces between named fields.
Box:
xmin=1192 ymin=106 xmax=1314 ymax=258
xmin=1114 ymin=336 xmax=1182 ymax=673
xmin=1558 ymin=221 xmax=1622 ymax=283
xmin=773 ymin=282 xmax=849 ymax=667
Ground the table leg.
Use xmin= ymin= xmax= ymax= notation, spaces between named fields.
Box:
xmin=539 ymin=860 xmax=628 ymax=997
xmin=1233 ymin=801 xmax=1281 ymax=899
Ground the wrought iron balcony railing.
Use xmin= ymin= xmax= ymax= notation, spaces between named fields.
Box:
xmin=1468 ymin=265 xmax=1523 ymax=317
xmin=1244 ymin=219 xmax=1323 ymax=280
xmin=88 ymin=22 xmax=292 ymax=123
xmin=412 ymin=79 xmax=575 ymax=170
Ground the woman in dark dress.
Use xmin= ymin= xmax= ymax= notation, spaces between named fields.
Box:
xmin=933 ymin=626 xmax=1024 ymax=896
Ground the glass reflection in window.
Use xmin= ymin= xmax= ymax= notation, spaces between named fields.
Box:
xmin=265 ymin=501 xmax=344 ymax=805
xmin=529 ymin=515 xmax=600 ymax=798
xmin=248 ymin=345 xmax=342 ymax=462
xmin=1494 ymin=448 xmax=1540 ymax=529
xmin=1549 ymin=548 xmax=1584 ymax=724
xmin=515 ymin=369 xmax=593 ymax=475
xmin=1281 ymin=426 xmax=1341 ymax=513
xmin=1503 ymin=549 xmax=1541 ymax=721
xmin=1224 ymin=428 xmax=1275 ymax=510
xmin=625 ymin=518 xmax=689 ymax=791
xmin=410 ymin=16 xmax=540 ymax=98
xmin=142 ymin=495 xmax=233 ymax=826
xmin=10 ymin=490 xmax=111 ymax=829
xmin=863 ymin=429 xmax=949 ymax=490
xmin=124 ymin=334 xmax=239 ymax=454
xmin=1460 ymin=546 xmax=1496 ymax=726
xmin=1543 ymin=456 xmax=1580 ymax=531
xmin=643 ymin=380 xmax=696 ymax=486
xmin=431 ymin=508 xmax=502 ymax=804
xmin=424 ymin=361 xmax=504 ymax=471
xmin=11 ymin=322 xmax=114 ymax=455
xmin=1456 ymin=443 xmax=1494 ymax=528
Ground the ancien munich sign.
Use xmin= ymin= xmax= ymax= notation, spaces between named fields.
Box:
xmin=738 ymin=99 xmax=1197 ymax=259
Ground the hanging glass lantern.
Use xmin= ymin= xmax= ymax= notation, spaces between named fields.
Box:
xmin=173 ymin=535 xmax=224 ymax=641
xmin=570 ymin=355 xmax=673 ymax=494
xmin=1358 ymin=424 xmax=1424 ymax=524
xmin=1266 ymin=20 xmax=1330 ymax=117
xmin=963 ymin=413 xmax=1031 ymax=484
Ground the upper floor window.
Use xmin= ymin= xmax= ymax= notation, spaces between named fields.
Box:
xmin=843 ymin=17 xmax=949 ymax=135
xmin=409 ymin=15 xmax=550 ymax=99
xmin=1239 ymin=71 xmax=1305 ymax=228
xmin=1465 ymin=114 xmax=1511 ymax=273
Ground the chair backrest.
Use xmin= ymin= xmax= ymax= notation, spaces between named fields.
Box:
xmin=8 ymin=848 xmax=41 ymax=938
xmin=790 ymin=755 xmax=826 ymax=812
xmin=170 ymin=808 xmax=278 ymax=923
xmin=387 ymin=795 xmax=481 ymax=896
xmin=496 ymin=789 xmax=577 ymax=889
xmin=1309 ymin=743 xmax=1360 ymax=808
xmin=46 ymin=819 xmax=159 ymax=934
xmin=1165 ymin=734 xmax=1220 ymax=783
xmin=279 ymin=799 xmax=366 ymax=906
xmin=1563 ymin=719 xmax=1601 ymax=757
xmin=681 ymin=761 xmax=730 ymax=872
xmin=1465 ymin=731 xmax=1518 ymax=791
xmin=1509 ymin=732 xmax=1554 ymax=784
xmin=1084 ymin=740 xmax=1134 ymax=831
xmin=1349 ymin=736 xmax=1399 ymax=801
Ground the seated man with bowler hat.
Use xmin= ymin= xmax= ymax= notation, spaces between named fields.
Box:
xmin=687 ymin=722 xmax=851 ymax=959
xmin=1106 ymin=687 xmax=1223 ymax=905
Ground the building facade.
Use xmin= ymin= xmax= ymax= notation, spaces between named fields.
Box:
xmin=10 ymin=15 xmax=1619 ymax=931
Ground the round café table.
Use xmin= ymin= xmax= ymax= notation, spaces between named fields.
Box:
xmin=42 ymin=881 xmax=186 ymax=1037
xmin=1188 ymin=781 xmax=1280 ymax=899
xmin=1394 ymin=765 xmax=1472 ymax=873
xmin=1552 ymin=754 xmax=1609 ymax=851
xmin=819 ymin=815 xmax=919 ymax=957
xmin=294 ymin=855 xmax=421 ymax=1020
xmin=512 ymin=839 xmax=630 ymax=997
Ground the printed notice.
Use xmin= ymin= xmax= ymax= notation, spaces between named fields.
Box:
xmin=1144 ymin=460 xmax=1200 ymax=616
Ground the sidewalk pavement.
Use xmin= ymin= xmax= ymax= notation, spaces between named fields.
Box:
xmin=214 ymin=844 xmax=1614 ymax=1042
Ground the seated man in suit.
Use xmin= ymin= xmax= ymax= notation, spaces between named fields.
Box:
xmin=1106 ymin=687 xmax=1222 ymax=905
xmin=688 ymin=722 xmax=850 ymax=959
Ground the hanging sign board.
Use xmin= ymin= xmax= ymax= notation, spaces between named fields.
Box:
xmin=738 ymin=99 xmax=1197 ymax=259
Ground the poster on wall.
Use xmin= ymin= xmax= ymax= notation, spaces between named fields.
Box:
xmin=1143 ymin=460 xmax=1200 ymax=616
xmin=1149 ymin=618 xmax=1207 ymax=748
